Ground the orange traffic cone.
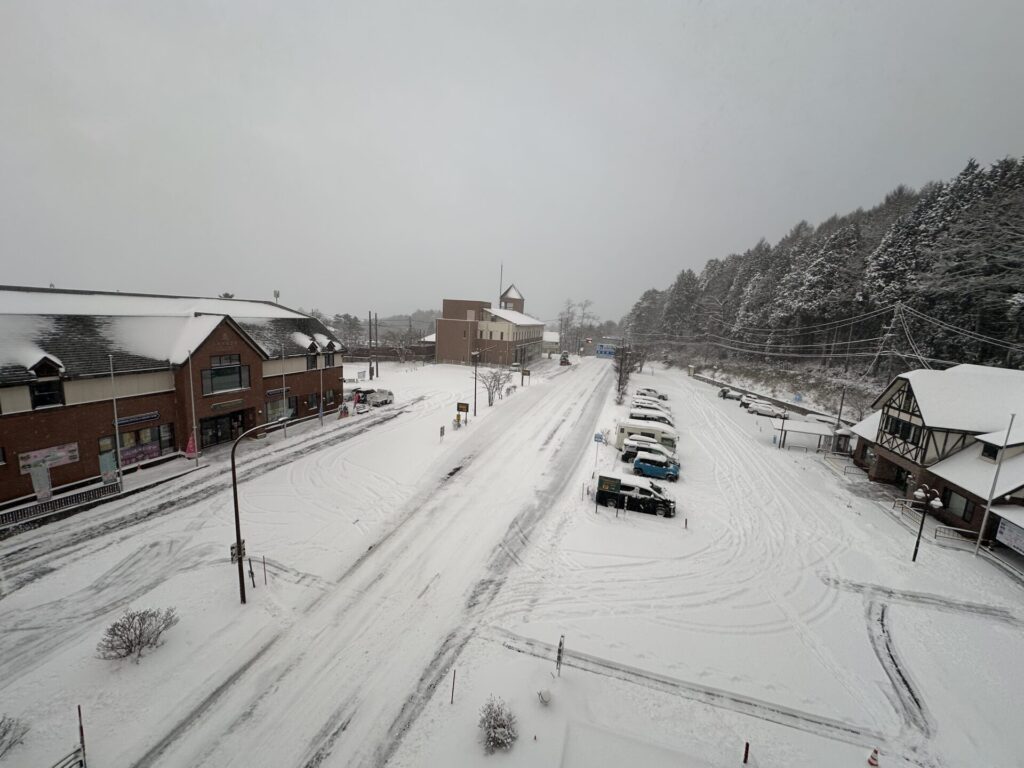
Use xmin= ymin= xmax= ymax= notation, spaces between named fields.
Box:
xmin=867 ymin=748 xmax=879 ymax=766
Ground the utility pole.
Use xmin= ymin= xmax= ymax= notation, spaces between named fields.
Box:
xmin=375 ymin=312 xmax=380 ymax=378
xmin=368 ymin=310 xmax=373 ymax=380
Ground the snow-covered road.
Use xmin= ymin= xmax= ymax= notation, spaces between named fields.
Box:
xmin=390 ymin=367 xmax=1024 ymax=768
xmin=0 ymin=359 xmax=612 ymax=767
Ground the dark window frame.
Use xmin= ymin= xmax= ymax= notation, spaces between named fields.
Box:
xmin=324 ymin=352 xmax=335 ymax=367
xmin=306 ymin=354 xmax=318 ymax=370
xmin=201 ymin=363 xmax=251 ymax=395
xmin=981 ymin=443 xmax=999 ymax=460
xmin=30 ymin=378 xmax=65 ymax=409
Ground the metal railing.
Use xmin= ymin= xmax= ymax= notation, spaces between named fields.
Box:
xmin=49 ymin=745 xmax=85 ymax=768
xmin=935 ymin=525 xmax=978 ymax=542
xmin=0 ymin=482 xmax=121 ymax=530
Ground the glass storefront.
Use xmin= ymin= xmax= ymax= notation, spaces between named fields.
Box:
xmin=200 ymin=411 xmax=245 ymax=448
xmin=99 ymin=423 xmax=175 ymax=469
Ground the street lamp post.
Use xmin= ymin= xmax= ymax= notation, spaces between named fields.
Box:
xmin=230 ymin=417 xmax=288 ymax=604
xmin=911 ymin=483 xmax=943 ymax=563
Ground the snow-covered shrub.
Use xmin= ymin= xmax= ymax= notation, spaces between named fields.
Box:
xmin=97 ymin=607 xmax=179 ymax=661
xmin=478 ymin=696 xmax=518 ymax=754
xmin=0 ymin=714 xmax=29 ymax=760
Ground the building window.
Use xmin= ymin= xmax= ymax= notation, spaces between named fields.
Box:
xmin=307 ymin=354 xmax=318 ymax=370
xmin=201 ymin=361 xmax=250 ymax=394
xmin=99 ymin=423 xmax=175 ymax=467
xmin=30 ymin=379 xmax=64 ymax=409
xmin=982 ymin=443 xmax=999 ymax=460
xmin=211 ymin=354 xmax=240 ymax=367
xmin=0 ymin=446 xmax=5 ymax=465
xmin=307 ymin=393 xmax=319 ymax=410
xmin=489 ymin=331 xmax=493 ymax=340
xmin=325 ymin=389 xmax=336 ymax=405
xmin=324 ymin=353 xmax=335 ymax=367
xmin=500 ymin=332 xmax=504 ymax=340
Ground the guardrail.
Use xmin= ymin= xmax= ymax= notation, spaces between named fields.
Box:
xmin=0 ymin=482 xmax=122 ymax=530
xmin=935 ymin=525 xmax=978 ymax=542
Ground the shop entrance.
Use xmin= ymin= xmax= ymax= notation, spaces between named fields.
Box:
xmin=200 ymin=411 xmax=246 ymax=448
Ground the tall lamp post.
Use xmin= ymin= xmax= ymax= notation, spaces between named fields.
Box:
xmin=230 ymin=416 xmax=288 ymax=604
xmin=911 ymin=483 xmax=943 ymax=562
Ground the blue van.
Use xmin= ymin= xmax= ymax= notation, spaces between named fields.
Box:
xmin=634 ymin=452 xmax=679 ymax=482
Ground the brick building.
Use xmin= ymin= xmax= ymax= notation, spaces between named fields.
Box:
xmin=0 ymin=286 xmax=345 ymax=506
xmin=434 ymin=285 xmax=544 ymax=366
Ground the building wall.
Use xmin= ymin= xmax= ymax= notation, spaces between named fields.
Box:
xmin=65 ymin=370 xmax=176 ymax=406
xmin=441 ymin=299 xmax=490 ymax=321
xmin=0 ymin=386 xmax=32 ymax=414
xmin=435 ymin=318 xmax=478 ymax=364
xmin=0 ymin=390 xmax=179 ymax=503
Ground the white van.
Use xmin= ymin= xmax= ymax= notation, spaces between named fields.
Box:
xmin=628 ymin=408 xmax=675 ymax=428
xmin=368 ymin=389 xmax=394 ymax=406
xmin=614 ymin=419 xmax=678 ymax=450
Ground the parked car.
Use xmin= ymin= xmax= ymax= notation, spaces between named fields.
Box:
xmin=354 ymin=402 xmax=370 ymax=414
xmin=596 ymin=474 xmax=676 ymax=517
xmin=738 ymin=393 xmax=759 ymax=408
xmin=614 ymin=420 xmax=679 ymax=451
xmin=748 ymin=401 xmax=789 ymax=419
xmin=510 ymin=362 xmax=521 ymax=372
xmin=621 ymin=437 xmax=679 ymax=465
xmin=560 ymin=352 xmax=571 ymax=366
xmin=636 ymin=387 xmax=668 ymax=401
xmin=632 ymin=396 xmax=672 ymax=413
xmin=628 ymin=407 xmax=675 ymax=428
xmin=349 ymin=388 xmax=375 ymax=403
xmin=368 ymin=389 xmax=394 ymax=406
xmin=718 ymin=388 xmax=743 ymax=400
xmin=634 ymin=452 xmax=680 ymax=482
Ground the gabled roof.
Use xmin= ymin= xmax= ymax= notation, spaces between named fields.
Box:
xmin=483 ymin=307 xmax=544 ymax=327
xmin=543 ymin=331 xmax=559 ymax=343
xmin=929 ymin=443 xmax=1024 ymax=500
xmin=871 ymin=364 xmax=1024 ymax=433
xmin=500 ymin=284 xmax=523 ymax=301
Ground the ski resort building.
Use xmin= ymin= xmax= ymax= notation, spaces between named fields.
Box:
xmin=850 ymin=364 xmax=1024 ymax=551
xmin=434 ymin=285 xmax=545 ymax=366
xmin=0 ymin=286 xmax=345 ymax=508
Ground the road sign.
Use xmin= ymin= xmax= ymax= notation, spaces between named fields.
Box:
xmin=593 ymin=432 xmax=604 ymax=443
xmin=597 ymin=475 xmax=620 ymax=494
xmin=230 ymin=540 xmax=246 ymax=562
xmin=456 ymin=402 xmax=469 ymax=413
xmin=522 ymin=369 xmax=530 ymax=376
xmin=440 ymin=425 xmax=445 ymax=439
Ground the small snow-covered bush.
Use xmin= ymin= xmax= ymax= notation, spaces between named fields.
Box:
xmin=478 ymin=695 xmax=518 ymax=754
xmin=0 ymin=714 xmax=29 ymax=760
xmin=97 ymin=607 xmax=179 ymax=661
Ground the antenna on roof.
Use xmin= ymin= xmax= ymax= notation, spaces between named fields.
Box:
xmin=273 ymin=289 xmax=280 ymax=303
xmin=498 ymin=263 xmax=503 ymax=307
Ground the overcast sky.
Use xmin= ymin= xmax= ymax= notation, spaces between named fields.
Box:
xmin=2 ymin=1 xmax=1023 ymax=324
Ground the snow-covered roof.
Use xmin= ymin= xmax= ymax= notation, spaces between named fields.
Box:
xmin=928 ymin=443 xmax=1024 ymax=499
xmin=0 ymin=286 xmax=344 ymax=381
xmin=618 ymin=418 xmax=678 ymax=437
xmin=995 ymin=505 xmax=1024 ymax=530
xmin=483 ymin=307 xmax=544 ymax=327
xmin=500 ymin=284 xmax=523 ymax=301
xmin=770 ymin=419 xmax=834 ymax=437
xmin=851 ymin=411 xmax=882 ymax=443
xmin=543 ymin=331 xmax=559 ymax=343
xmin=977 ymin=420 xmax=1024 ymax=448
xmin=421 ymin=333 xmax=436 ymax=343
xmin=0 ymin=285 xmax=305 ymax=319
xmin=875 ymin=365 xmax=1024 ymax=433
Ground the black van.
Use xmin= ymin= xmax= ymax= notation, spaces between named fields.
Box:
xmin=596 ymin=476 xmax=676 ymax=517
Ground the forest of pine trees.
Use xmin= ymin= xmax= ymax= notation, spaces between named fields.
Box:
xmin=624 ymin=158 xmax=1024 ymax=373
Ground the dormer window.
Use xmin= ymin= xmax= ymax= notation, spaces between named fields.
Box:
xmin=306 ymin=353 xmax=318 ymax=370
xmin=324 ymin=352 xmax=335 ymax=367
xmin=982 ymin=443 xmax=999 ymax=461
xmin=30 ymin=378 xmax=64 ymax=409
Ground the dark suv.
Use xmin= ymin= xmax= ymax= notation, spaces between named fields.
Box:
xmin=596 ymin=477 xmax=676 ymax=517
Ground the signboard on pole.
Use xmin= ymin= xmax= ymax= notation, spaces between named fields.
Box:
xmin=456 ymin=402 xmax=469 ymax=413
xmin=29 ymin=465 xmax=52 ymax=501
xmin=597 ymin=475 xmax=621 ymax=494
xmin=593 ymin=432 xmax=604 ymax=443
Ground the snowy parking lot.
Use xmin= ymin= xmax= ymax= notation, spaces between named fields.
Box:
xmin=2 ymin=359 xmax=1023 ymax=767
